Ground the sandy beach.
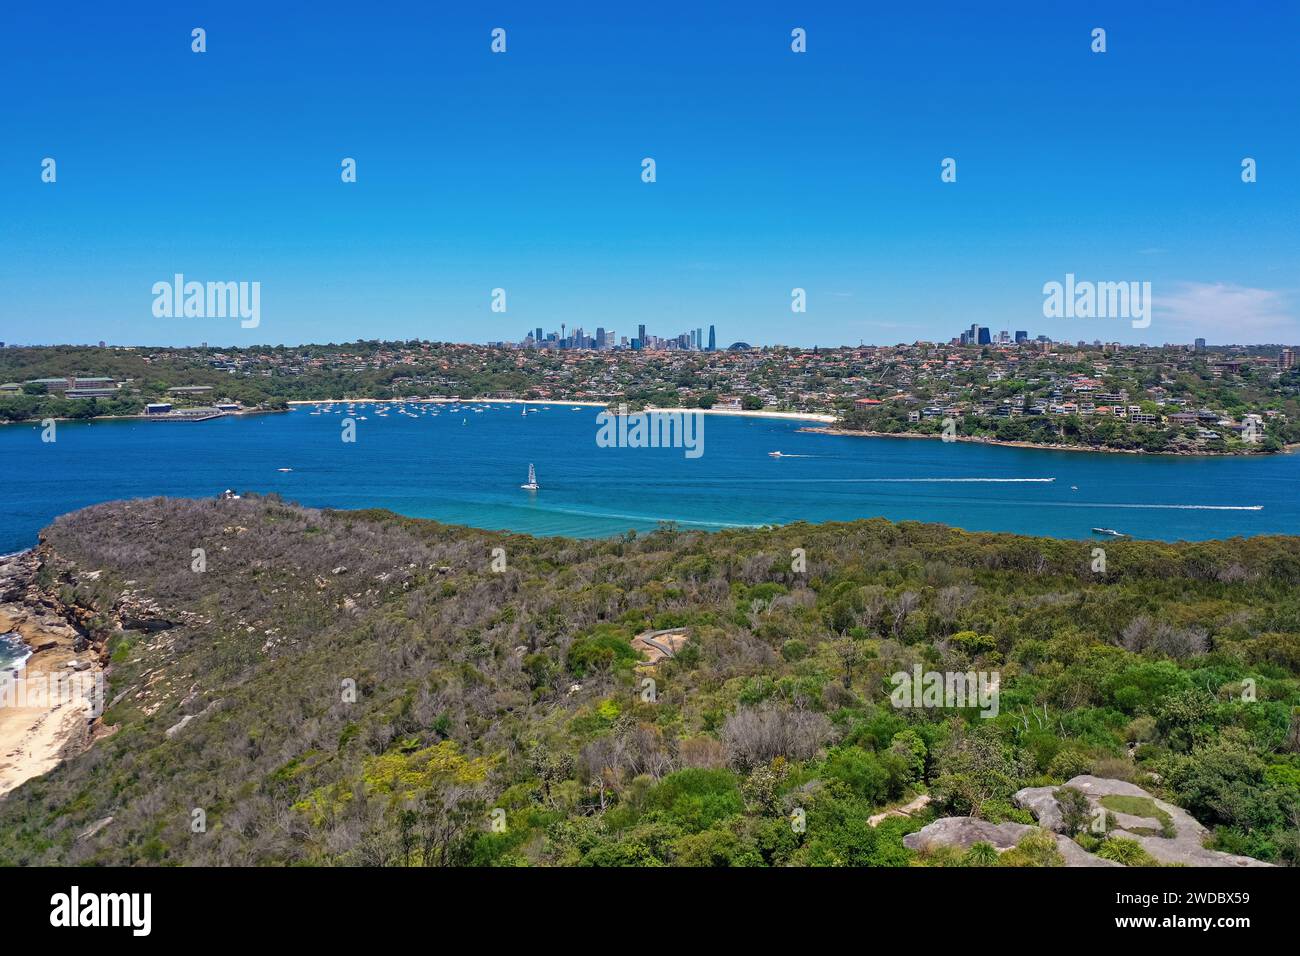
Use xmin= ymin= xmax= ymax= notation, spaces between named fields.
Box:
xmin=289 ymin=397 xmax=837 ymax=423
xmin=644 ymin=406 xmax=836 ymax=423
xmin=286 ymin=397 xmax=608 ymax=408
xmin=0 ymin=555 xmax=102 ymax=798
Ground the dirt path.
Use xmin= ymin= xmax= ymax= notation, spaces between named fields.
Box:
xmin=869 ymin=793 xmax=931 ymax=828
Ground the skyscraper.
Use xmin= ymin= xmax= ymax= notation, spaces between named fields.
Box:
xmin=708 ymin=325 xmax=716 ymax=351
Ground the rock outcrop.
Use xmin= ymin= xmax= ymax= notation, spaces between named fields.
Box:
xmin=1012 ymin=775 xmax=1272 ymax=868
xmin=1 ymin=549 xmax=108 ymax=798
xmin=904 ymin=776 xmax=1274 ymax=867
xmin=902 ymin=818 xmax=1121 ymax=867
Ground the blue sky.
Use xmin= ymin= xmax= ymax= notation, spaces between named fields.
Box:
xmin=1 ymin=1 xmax=1297 ymax=348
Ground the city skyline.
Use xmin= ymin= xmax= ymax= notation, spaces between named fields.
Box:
xmin=5 ymin=328 xmax=1299 ymax=351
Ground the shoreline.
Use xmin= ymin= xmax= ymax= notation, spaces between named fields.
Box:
xmin=1 ymin=395 xmax=1285 ymax=453
xmin=0 ymin=406 xmax=284 ymax=427
xmin=800 ymin=426 xmax=1297 ymax=458
xmin=285 ymin=397 xmax=608 ymax=408
xmin=0 ymin=550 xmax=104 ymax=799
xmin=640 ymin=406 xmax=836 ymax=423
xmin=287 ymin=397 xmax=837 ymax=423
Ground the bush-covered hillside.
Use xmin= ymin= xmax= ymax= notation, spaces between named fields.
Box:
xmin=2 ymin=496 xmax=1298 ymax=866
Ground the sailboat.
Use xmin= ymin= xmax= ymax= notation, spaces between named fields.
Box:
xmin=521 ymin=463 xmax=540 ymax=491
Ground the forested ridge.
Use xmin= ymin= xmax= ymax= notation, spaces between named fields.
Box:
xmin=2 ymin=496 xmax=1298 ymax=866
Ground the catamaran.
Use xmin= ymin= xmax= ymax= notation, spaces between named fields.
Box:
xmin=521 ymin=464 xmax=540 ymax=491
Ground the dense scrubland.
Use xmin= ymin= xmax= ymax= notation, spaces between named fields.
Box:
xmin=1 ymin=496 xmax=1298 ymax=866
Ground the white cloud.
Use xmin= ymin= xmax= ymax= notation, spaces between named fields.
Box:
xmin=1154 ymin=282 xmax=1297 ymax=343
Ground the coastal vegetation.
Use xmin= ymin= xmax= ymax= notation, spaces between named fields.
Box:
xmin=839 ymin=404 xmax=1290 ymax=455
xmin=1 ymin=496 xmax=1298 ymax=866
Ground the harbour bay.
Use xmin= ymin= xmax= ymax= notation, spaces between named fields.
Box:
xmin=0 ymin=401 xmax=1295 ymax=553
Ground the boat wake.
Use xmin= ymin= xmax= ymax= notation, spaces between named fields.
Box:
xmin=1051 ymin=502 xmax=1263 ymax=511
xmin=760 ymin=477 xmax=1056 ymax=484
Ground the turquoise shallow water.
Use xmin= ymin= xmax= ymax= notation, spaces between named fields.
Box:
xmin=0 ymin=633 xmax=30 ymax=671
xmin=0 ymin=402 xmax=1296 ymax=550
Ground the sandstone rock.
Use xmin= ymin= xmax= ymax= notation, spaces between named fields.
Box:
xmin=902 ymin=817 xmax=1121 ymax=867
xmin=1014 ymin=785 xmax=1065 ymax=832
xmin=77 ymin=816 xmax=114 ymax=841
xmin=1012 ymin=775 xmax=1275 ymax=868
xmin=903 ymin=817 xmax=1031 ymax=852
xmin=164 ymin=715 xmax=194 ymax=739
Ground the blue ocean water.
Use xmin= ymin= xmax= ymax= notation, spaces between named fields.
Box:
xmin=0 ymin=402 xmax=1296 ymax=551
xmin=0 ymin=633 xmax=30 ymax=671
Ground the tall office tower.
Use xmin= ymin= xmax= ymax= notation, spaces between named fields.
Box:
xmin=596 ymin=327 xmax=606 ymax=349
xmin=977 ymin=327 xmax=991 ymax=345
xmin=1015 ymin=330 xmax=1028 ymax=343
xmin=969 ymin=323 xmax=979 ymax=343
xmin=638 ymin=324 xmax=646 ymax=345
xmin=708 ymin=325 xmax=716 ymax=351
xmin=696 ymin=328 xmax=703 ymax=350
xmin=535 ymin=327 xmax=543 ymax=343
xmin=1194 ymin=337 xmax=1206 ymax=351
xmin=998 ymin=330 xmax=1010 ymax=344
